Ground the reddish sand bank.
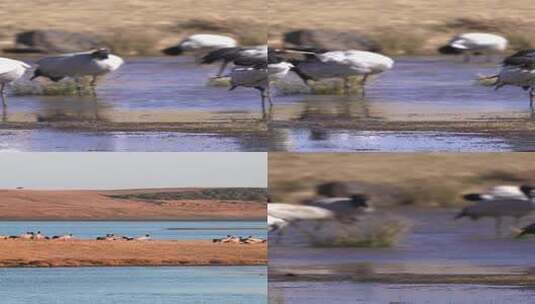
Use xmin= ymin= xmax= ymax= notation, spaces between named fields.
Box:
xmin=0 ymin=189 xmax=266 ymax=220
xmin=0 ymin=240 xmax=267 ymax=267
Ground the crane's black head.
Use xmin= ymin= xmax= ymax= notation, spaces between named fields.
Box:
xmin=162 ymin=45 xmax=183 ymax=56
xmin=463 ymin=193 xmax=484 ymax=202
xmin=350 ymin=194 xmax=369 ymax=208
xmin=91 ymin=48 xmax=110 ymax=60
xmin=438 ymin=45 xmax=464 ymax=55
xmin=520 ymin=185 xmax=535 ymax=198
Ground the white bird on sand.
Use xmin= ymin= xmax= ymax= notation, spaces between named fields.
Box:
xmin=134 ymin=234 xmax=151 ymax=241
xmin=52 ymin=234 xmax=74 ymax=240
xmin=229 ymin=61 xmax=294 ymax=116
xmin=438 ymin=33 xmax=508 ymax=62
xmin=0 ymin=57 xmax=30 ymax=106
xmin=286 ymin=49 xmax=394 ymax=95
xmin=19 ymin=232 xmax=33 ymax=239
xmin=31 ymin=48 xmax=123 ymax=94
xmin=456 ymin=185 xmax=535 ymax=236
xmin=162 ymin=34 xmax=237 ymax=57
xmin=201 ymin=45 xmax=267 ymax=77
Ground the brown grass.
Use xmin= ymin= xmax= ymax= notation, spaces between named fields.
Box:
xmin=0 ymin=240 xmax=266 ymax=267
xmin=0 ymin=188 xmax=266 ymax=220
xmin=1 ymin=1 xmax=534 ymax=56
xmin=269 ymin=153 xmax=535 ymax=207
xmin=268 ymin=1 xmax=535 ymax=54
xmin=0 ymin=0 xmax=266 ymax=55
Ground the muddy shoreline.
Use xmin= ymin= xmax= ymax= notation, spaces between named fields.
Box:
xmin=269 ymin=270 xmax=535 ymax=286
xmin=3 ymin=115 xmax=535 ymax=137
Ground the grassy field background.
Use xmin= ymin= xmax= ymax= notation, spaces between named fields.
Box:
xmin=269 ymin=153 xmax=535 ymax=207
xmin=0 ymin=0 xmax=266 ymax=55
xmin=269 ymin=0 xmax=535 ymax=54
xmin=1 ymin=1 xmax=534 ymax=55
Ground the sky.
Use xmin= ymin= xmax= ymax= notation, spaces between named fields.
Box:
xmin=0 ymin=153 xmax=266 ymax=189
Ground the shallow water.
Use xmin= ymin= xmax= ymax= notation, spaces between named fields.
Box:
xmin=0 ymin=129 xmax=257 ymax=152
xmin=270 ymin=209 xmax=535 ymax=271
xmin=0 ymin=221 xmax=266 ymax=240
xmin=0 ymin=266 xmax=267 ymax=304
xmin=270 ymin=281 xmax=535 ymax=304
xmin=1 ymin=56 xmax=534 ymax=151
xmin=272 ymin=129 xmax=511 ymax=152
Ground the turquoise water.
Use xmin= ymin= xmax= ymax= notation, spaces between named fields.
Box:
xmin=0 ymin=266 xmax=267 ymax=304
xmin=0 ymin=221 xmax=266 ymax=240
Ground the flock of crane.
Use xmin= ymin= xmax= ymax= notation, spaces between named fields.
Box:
xmin=269 ymin=184 xmax=535 ymax=241
xmin=2 ymin=32 xmax=535 ymax=113
xmin=0 ymin=231 xmax=152 ymax=241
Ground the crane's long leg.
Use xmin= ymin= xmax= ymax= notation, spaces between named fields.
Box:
xmin=216 ymin=61 xmax=229 ymax=77
xmin=361 ymin=74 xmax=369 ymax=97
xmin=255 ymin=86 xmax=267 ymax=119
xmin=343 ymin=78 xmax=350 ymax=95
xmin=529 ymin=88 xmax=534 ymax=113
xmin=90 ymin=76 xmax=98 ymax=96
xmin=74 ymin=78 xmax=83 ymax=96
xmin=0 ymin=83 xmax=6 ymax=107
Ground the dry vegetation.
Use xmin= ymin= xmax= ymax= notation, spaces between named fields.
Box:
xmin=268 ymin=0 xmax=535 ymax=55
xmin=0 ymin=240 xmax=266 ymax=267
xmin=0 ymin=0 xmax=266 ymax=56
xmin=1 ymin=1 xmax=534 ymax=56
xmin=0 ymin=188 xmax=266 ymax=220
xmin=269 ymin=153 xmax=535 ymax=208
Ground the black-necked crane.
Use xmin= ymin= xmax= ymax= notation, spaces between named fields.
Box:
xmin=0 ymin=57 xmax=30 ymax=106
xmin=488 ymin=49 xmax=535 ymax=111
xmin=438 ymin=33 xmax=508 ymax=62
xmin=162 ymin=34 xmax=237 ymax=57
xmin=515 ymin=222 xmax=535 ymax=238
xmin=456 ymin=185 xmax=535 ymax=236
xmin=201 ymin=45 xmax=267 ymax=77
xmin=277 ymin=48 xmax=394 ymax=95
xmin=31 ymin=48 xmax=123 ymax=95
xmin=268 ymin=203 xmax=335 ymax=235
xmin=229 ymin=60 xmax=293 ymax=117
xmin=462 ymin=185 xmax=530 ymax=202
xmin=306 ymin=194 xmax=374 ymax=221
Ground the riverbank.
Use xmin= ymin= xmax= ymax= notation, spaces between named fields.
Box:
xmin=0 ymin=240 xmax=267 ymax=267
xmin=0 ymin=189 xmax=266 ymax=221
xmin=270 ymin=269 xmax=535 ymax=286
xmin=269 ymin=154 xmax=535 ymax=207
xmin=2 ymin=1 xmax=534 ymax=56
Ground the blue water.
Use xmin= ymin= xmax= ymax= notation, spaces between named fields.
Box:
xmin=0 ymin=221 xmax=266 ymax=240
xmin=0 ymin=266 xmax=267 ymax=304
